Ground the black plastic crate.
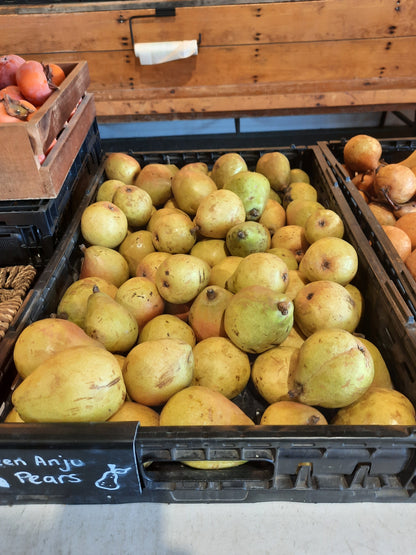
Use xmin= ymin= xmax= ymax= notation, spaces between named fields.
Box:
xmin=0 ymin=119 xmax=103 ymax=268
xmin=1 ymin=144 xmax=416 ymax=505
xmin=318 ymin=138 xmax=416 ymax=319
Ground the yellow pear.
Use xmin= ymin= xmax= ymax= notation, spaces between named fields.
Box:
xmin=259 ymin=198 xmax=286 ymax=236
xmin=190 ymin=239 xmax=229 ymax=267
xmin=267 ymin=247 xmax=298 ymax=270
xmin=134 ymin=163 xmax=176 ymax=206
xmin=160 ymin=385 xmax=254 ymax=469
xmin=251 ymin=346 xmax=299 ymax=404
xmin=226 ymin=252 xmax=289 ymax=294
xmin=285 ymin=199 xmax=324 ymax=227
xmin=358 ymin=337 xmax=393 ymax=389
xmin=115 ymin=277 xmax=165 ymax=330
xmin=209 ymin=256 xmax=243 ymax=288
xmin=261 ymin=401 xmax=328 ymax=425
xmin=12 ymin=346 xmax=126 ymax=422
xmin=96 ymin=179 xmax=124 ymax=202
xmin=194 ymin=189 xmax=246 ymax=239
xmin=151 ymin=211 xmax=197 ymax=254
xmin=79 ymin=244 xmax=129 ymax=287
xmin=155 ymin=254 xmax=211 ymax=304
xmin=107 ymin=401 xmax=160 ymax=425
xmin=104 ymin=152 xmax=141 ymax=184
xmin=135 ymin=251 xmax=171 ymax=282
xmin=210 ymin=152 xmax=248 ymax=188
xmin=256 ymin=151 xmax=291 ymax=192
xmin=282 ymin=182 xmax=317 ymax=208
xmin=13 ymin=317 xmax=105 ymax=379
xmin=188 ymin=285 xmax=233 ymax=341
xmin=138 ymin=314 xmax=196 ymax=347
xmin=118 ymin=229 xmax=155 ymax=276
xmin=171 ymin=167 xmax=217 ymax=216
xmin=332 ymin=387 xmax=415 ymax=425
xmin=284 ymin=270 xmax=308 ymax=301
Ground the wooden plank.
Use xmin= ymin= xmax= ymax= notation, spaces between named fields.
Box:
xmin=1 ymin=0 xmax=415 ymax=53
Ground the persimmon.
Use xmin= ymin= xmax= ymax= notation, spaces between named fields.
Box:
xmin=405 ymin=249 xmax=416 ymax=280
xmin=47 ymin=63 xmax=65 ymax=86
xmin=382 ymin=225 xmax=412 ymax=261
xmin=0 ymin=85 xmax=24 ymax=101
xmin=16 ymin=60 xmax=56 ymax=106
xmin=0 ymin=95 xmax=36 ymax=122
xmin=0 ymin=54 xmax=25 ymax=88
xmin=395 ymin=212 xmax=416 ymax=250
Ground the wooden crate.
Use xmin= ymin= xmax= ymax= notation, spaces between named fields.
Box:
xmin=1 ymin=1 xmax=416 ymax=121
xmin=0 ymin=61 xmax=93 ymax=200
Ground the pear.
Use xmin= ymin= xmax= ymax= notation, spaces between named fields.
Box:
xmin=279 ymin=324 xmax=307 ymax=349
xmin=147 ymin=207 xmax=186 ymax=233
xmin=160 ymin=385 xmax=254 ymax=468
xmin=194 ymin=189 xmax=246 ymax=239
xmin=286 ymin=199 xmax=324 ymax=227
xmin=13 ymin=317 xmax=105 ymax=379
xmin=123 ymin=338 xmax=194 ymax=407
xmin=96 ymin=179 xmax=124 ymax=202
xmin=134 ymin=163 xmax=176 ymax=206
xmin=256 ymin=151 xmax=291 ymax=192
xmin=188 ymin=285 xmax=234 ymax=341
xmin=224 ymin=170 xmax=270 ymax=220
xmin=151 ymin=211 xmax=197 ymax=254
xmin=224 ymin=285 xmax=294 ymax=353
xmin=226 ymin=221 xmax=271 ymax=257
xmin=4 ymin=407 xmax=24 ymax=423
xmin=118 ymin=230 xmax=155 ymax=276
xmin=251 ymin=345 xmax=299 ymax=404
xmin=260 ymin=401 xmax=328 ymax=426
xmin=107 ymin=401 xmax=160 ymax=425
xmin=210 ymin=152 xmax=248 ymax=188
xmin=271 ymin=224 xmax=309 ymax=263
xmin=190 ymin=239 xmax=229 ymax=267
xmin=112 ymin=184 xmax=153 ymax=228
xmin=259 ymin=198 xmax=286 ymax=236
xmin=57 ymin=276 xmax=118 ymax=329
xmin=294 ymin=280 xmax=361 ymax=337
xmin=289 ymin=329 xmax=374 ymax=409
xmin=267 ymin=247 xmax=298 ymax=270
xmin=358 ymin=337 xmax=393 ymax=389
xmin=79 ymin=244 xmax=129 ymax=287
xmin=343 ymin=134 xmax=382 ymax=173
xmin=171 ymin=167 xmax=217 ymax=216
xmin=84 ymin=287 xmax=138 ymax=353
xmin=191 ymin=337 xmax=251 ymax=399
xmin=299 ymin=237 xmax=358 ymax=286
xmin=304 ymin=208 xmax=345 ymax=243
xmin=208 ymin=255 xmax=243 ymax=288
xmin=12 ymin=345 xmax=126 ymax=422
xmin=332 ymin=388 xmax=416 ymax=425
xmin=138 ymin=314 xmax=196 ymax=347
xmin=116 ymin=277 xmax=164 ymax=330
xmin=81 ymin=201 xmax=128 ymax=249
xmin=155 ymin=253 xmax=211 ymax=304
xmin=289 ymin=168 xmax=310 ymax=184
xmin=283 ymin=270 xmax=308 ymax=301
xmin=226 ymin=252 xmax=289 ymax=294
xmin=104 ymin=152 xmax=141 ymax=184
xmin=135 ymin=251 xmax=171 ymax=282
xmin=282 ymin=182 xmax=317 ymax=208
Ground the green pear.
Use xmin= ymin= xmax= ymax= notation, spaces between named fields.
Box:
xmin=12 ymin=345 xmax=126 ymax=422
xmin=84 ymin=287 xmax=138 ymax=353
xmin=289 ymin=329 xmax=374 ymax=408
xmin=224 ymin=285 xmax=294 ymax=353
xmin=226 ymin=221 xmax=271 ymax=257
xmin=226 ymin=252 xmax=289 ymax=294
xmin=210 ymin=152 xmax=248 ymax=188
xmin=224 ymin=170 xmax=270 ymax=220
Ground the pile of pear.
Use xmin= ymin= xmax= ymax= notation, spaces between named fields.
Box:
xmin=6 ymin=149 xmax=416 ymax=448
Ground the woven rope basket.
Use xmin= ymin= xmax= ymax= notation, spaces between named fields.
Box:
xmin=0 ymin=265 xmax=36 ymax=340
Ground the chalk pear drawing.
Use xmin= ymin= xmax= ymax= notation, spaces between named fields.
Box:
xmin=0 ymin=476 xmax=10 ymax=488
xmin=95 ymin=464 xmax=131 ymax=490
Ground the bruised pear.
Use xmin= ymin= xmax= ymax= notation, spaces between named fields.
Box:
xmin=226 ymin=252 xmax=289 ymax=294
xmin=224 ymin=285 xmax=294 ymax=353
xmin=188 ymin=285 xmax=233 ymax=341
xmin=260 ymin=401 xmax=328 ymax=426
xmin=123 ymin=338 xmax=194 ymax=407
xmin=116 ymin=277 xmax=164 ymax=330
xmin=13 ymin=317 xmax=104 ymax=379
xmin=84 ymin=287 xmax=138 ymax=353
xmin=289 ymin=329 xmax=374 ymax=409
xmin=160 ymin=385 xmax=254 ymax=469
xmin=12 ymin=345 xmax=126 ymax=422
